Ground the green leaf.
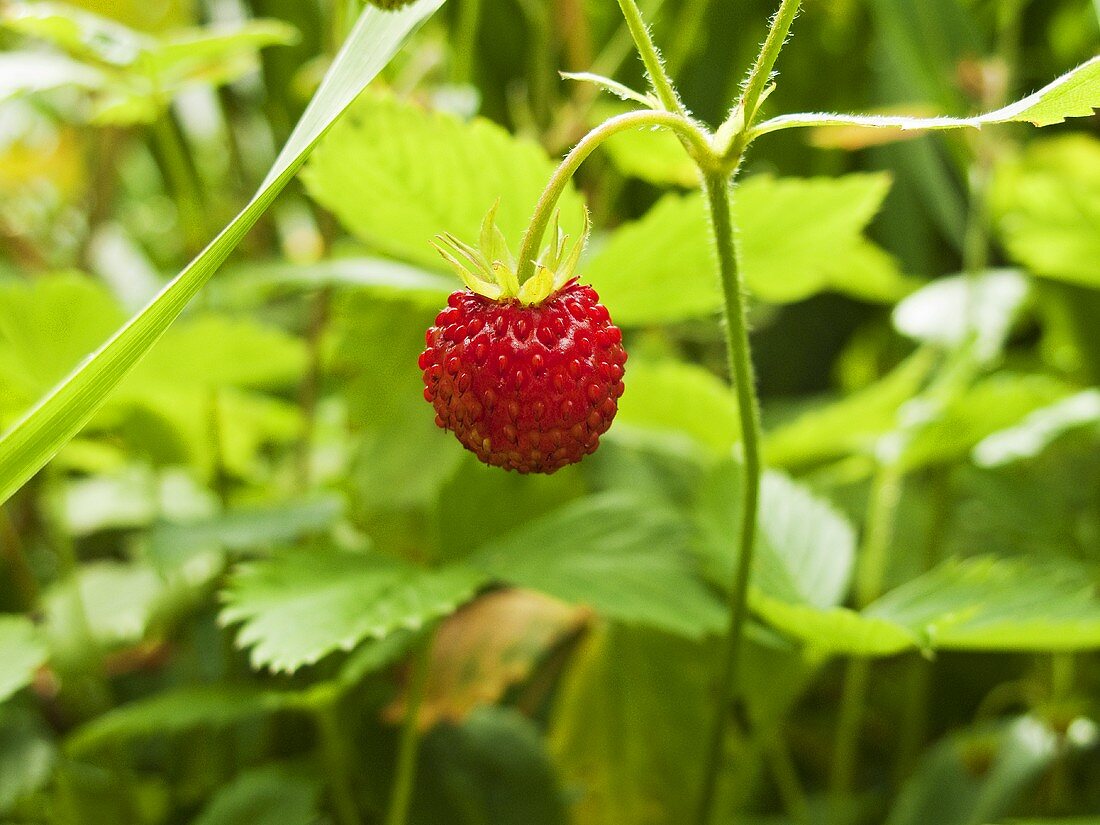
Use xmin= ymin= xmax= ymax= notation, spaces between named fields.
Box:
xmin=764 ymin=352 xmax=936 ymax=470
xmin=0 ymin=0 xmax=445 ymax=506
xmin=592 ymin=103 xmax=698 ymax=187
xmin=892 ymin=270 xmax=1030 ymax=363
xmin=415 ymin=707 xmax=569 ymax=825
xmin=42 ymin=562 xmax=165 ymax=662
xmin=145 ymin=494 xmax=346 ymax=570
xmin=585 ymin=174 xmax=907 ymax=325
xmin=0 ymin=707 xmax=56 ymax=814
xmin=220 ymin=548 xmax=485 ymax=673
xmin=898 ymin=373 xmax=1073 ymax=471
xmin=67 ymin=686 xmax=302 ymax=754
xmin=470 ymin=494 xmax=725 ymax=639
xmin=972 ymin=389 xmax=1100 ymax=468
xmin=0 ymin=51 xmax=107 ymax=102
xmin=193 ymin=766 xmax=321 ymax=825
xmin=754 ymin=56 xmax=1100 ymax=136
xmin=885 ymin=717 xmax=1059 ymax=825
xmin=614 ymin=359 xmax=739 ymax=454
xmin=0 ymin=615 xmax=47 ymax=703
xmin=866 ymin=556 xmax=1100 ymax=651
xmin=303 ymin=93 xmax=585 ymax=270
xmin=991 ymin=135 xmax=1100 ymax=288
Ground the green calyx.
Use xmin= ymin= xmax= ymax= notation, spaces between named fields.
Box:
xmin=432 ymin=201 xmax=590 ymax=306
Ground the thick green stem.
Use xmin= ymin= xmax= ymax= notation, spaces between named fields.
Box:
xmin=694 ymin=171 xmax=763 ymax=825
xmin=515 ymin=110 xmax=710 ymax=282
xmin=615 ymin=0 xmax=684 ymax=113
xmin=385 ymin=630 xmax=436 ymax=825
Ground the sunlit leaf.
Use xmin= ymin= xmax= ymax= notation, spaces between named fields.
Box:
xmin=303 ymin=93 xmax=585 ymax=270
xmin=586 ymin=173 xmax=908 ymax=325
xmin=972 ymin=389 xmax=1100 ymax=468
xmin=0 ymin=0 xmax=445 ymax=505
xmin=754 ymin=56 xmax=1100 ymax=137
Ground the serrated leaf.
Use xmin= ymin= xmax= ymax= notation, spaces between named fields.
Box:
xmin=0 ymin=0 xmax=445 ymax=506
xmin=303 ymin=93 xmax=585 ymax=270
xmin=0 ymin=615 xmax=48 ymax=703
xmin=586 ymin=174 xmax=907 ymax=324
xmin=990 ymin=135 xmax=1100 ymax=288
xmin=866 ymin=556 xmax=1100 ymax=651
xmin=470 ymin=494 xmax=725 ymax=639
xmin=67 ymin=686 xmax=302 ymax=753
xmin=220 ymin=548 xmax=486 ymax=673
xmin=754 ymin=56 xmax=1100 ymax=137
xmin=972 ymin=389 xmax=1100 ymax=468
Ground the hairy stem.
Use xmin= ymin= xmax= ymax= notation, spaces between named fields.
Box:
xmin=615 ymin=0 xmax=684 ymax=112
xmin=515 ymin=110 xmax=710 ymax=281
xmin=694 ymin=170 xmax=763 ymax=825
xmin=385 ymin=630 xmax=437 ymax=825
xmin=737 ymin=0 xmax=803 ymax=124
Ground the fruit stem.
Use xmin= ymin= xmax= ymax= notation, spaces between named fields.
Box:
xmin=515 ymin=109 xmax=710 ymax=282
xmin=615 ymin=0 xmax=685 ymax=113
xmin=384 ymin=628 xmax=437 ymax=825
xmin=694 ymin=169 xmax=763 ymax=825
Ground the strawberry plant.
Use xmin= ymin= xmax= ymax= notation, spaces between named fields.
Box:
xmin=1 ymin=1 xmax=1099 ymax=824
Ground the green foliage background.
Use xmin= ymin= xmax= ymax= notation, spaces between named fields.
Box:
xmin=0 ymin=0 xmax=1099 ymax=824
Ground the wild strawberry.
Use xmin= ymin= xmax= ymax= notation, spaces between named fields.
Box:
xmin=419 ymin=206 xmax=626 ymax=473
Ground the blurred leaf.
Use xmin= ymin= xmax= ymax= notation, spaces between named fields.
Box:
xmin=898 ymin=373 xmax=1073 ymax=471
xmin=972 ymin=389 xmax=1100 ymax=468
xmin=68 ymin=686 xmax=301 ymax=753
xmin=586 ymin=173 xmax=907 ymax=325
xmin=892 ymin=270 xmax=1030 ymax=362
xmin=470 ymin=494 xmax=724 ymax=639
xmin=220 ymin=548 xmax=485 ymax=673
xmin=764 ymin=352 xmax=936 ymax=469
xmin=385 ymin=589 xmax=586 ymax=728
xmin=0 ymin=615 xmax=47 ymax=703
xmin=1 ymin=4 xmax=297 ymax=123
xmin=146 ymin=493 xmax=345 ymax=569
xmin=549 ymin=625 xmax=762 ymax=825
xmin=42 ymin=562 xmax=165 ymax=660
xmin=991 ymin=135 xmax=1100 ymax=288
xmin=192 ymin=765 xmax=321 ymax=825
xmin=885 ymin=716 xmax=1059 ymax=825
xmin=413 ymin=707 xmax=569 ymax=825
xmin=303 ymin=93 xmax=585 ymax=269
xmin=0 ymin=707 xmax=56 ymax=814
xmin=755 ymin=56 xmax=1100 ymax=136
xmin=0 ymin=51 xmax=107 ymax=102
xmin=615 ymin=359 xmax=739 ymax=455
xmin=0 ymin=0 xmax=445 ymax=505
xmin=867 ymin=556 xmax=1100 ymax=651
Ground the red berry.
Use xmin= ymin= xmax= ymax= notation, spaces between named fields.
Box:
xmin=419 ymin=280 xmax=627 ymax=474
